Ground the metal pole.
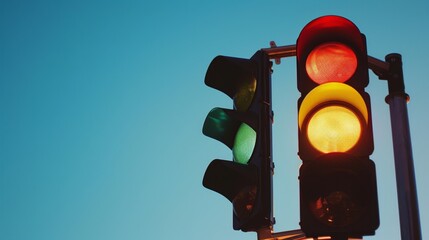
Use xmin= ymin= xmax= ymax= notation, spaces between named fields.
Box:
xmin=384 ymin=54 xmax=422 ymax=240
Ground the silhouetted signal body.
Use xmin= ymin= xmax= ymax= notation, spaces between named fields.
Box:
xmin=296 ymin=15 xmax=379 ymax=239
xmin=202 ymin=51 xmax=274 ymax=232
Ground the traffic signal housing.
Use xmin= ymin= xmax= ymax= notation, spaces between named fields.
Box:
xmin=202 ymin=50 xmax=274 ymax=232
xmin=296 ymin=16 xmax=379 ymax=238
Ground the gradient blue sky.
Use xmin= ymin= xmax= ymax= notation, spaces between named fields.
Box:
xmin=1 ymin=1 xmax=428 ymax=239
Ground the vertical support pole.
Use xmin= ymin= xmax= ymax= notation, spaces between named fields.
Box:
xmin=384 ymin=54 xmax=421 ymax=240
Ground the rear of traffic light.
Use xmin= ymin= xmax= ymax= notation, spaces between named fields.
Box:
xmin=296 ymin=16 xmax=379 ymax=238
xmin=202 ymin=50 xmax=274 ymax=232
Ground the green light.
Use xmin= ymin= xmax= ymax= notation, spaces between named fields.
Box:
xmin=233 ymin=123 xmax=256 ymax=164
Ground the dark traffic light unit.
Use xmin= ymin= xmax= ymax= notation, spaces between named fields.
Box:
xmin=296 ymin=16 xmax=379 ymax=239
xmin=202 ymin=50 xmax=274 ymax=232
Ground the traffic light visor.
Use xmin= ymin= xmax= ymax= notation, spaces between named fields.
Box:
xmin=298 ymin=82 xmax=368 ymax=130
xmin=203 ymin=108 xmax=257 ymax=164
xmin=203 ymin=160 xmax=257 ymax=203
xmin=203 ymin=108 xmax=239 ymax=149
xmin=306 ymin=42 xmax=357 ymax=84
xmin=297 ymin=15 xmax=364 ymax=61
xmin=205 ymin=56 xmax=257 ymax=112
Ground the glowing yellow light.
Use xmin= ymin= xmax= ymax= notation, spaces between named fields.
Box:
xmin=307 ymin=105 xmax=361 ymax=153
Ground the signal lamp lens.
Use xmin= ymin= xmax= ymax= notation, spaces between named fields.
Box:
xmin=233 ymin=77 xmax=257 ymax=111
xmin=306 ymin=42 xmax=357 ymax=84
xmin=307 ymin=105 xmax=361 ymax=153
xmin=233 ymin=123 xmax=256 ymax=164
xmin=233 ymin=185 xmax=257 ymax=219
xmin=309 ymin=191 xmax=361 ymax=227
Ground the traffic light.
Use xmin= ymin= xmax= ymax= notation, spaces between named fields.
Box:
xmin=296 ymin=15 xmax=379 ymax=238
xmin=202 ymin=50 xmax=274 ymax=232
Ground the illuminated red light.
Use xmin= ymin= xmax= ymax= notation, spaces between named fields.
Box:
xmin=306 ymin=43 xmax=357 ymax=84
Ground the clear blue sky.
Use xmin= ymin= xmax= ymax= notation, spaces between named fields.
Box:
xmin=1 ymin=1 xmax=428 ymax=239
